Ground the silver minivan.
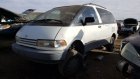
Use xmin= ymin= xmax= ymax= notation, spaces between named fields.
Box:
xmin=12 ymin=3 xmax=118 ymax=76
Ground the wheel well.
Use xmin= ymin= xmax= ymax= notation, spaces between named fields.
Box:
xmin=72 ymin=40 xmax=84 ymax=55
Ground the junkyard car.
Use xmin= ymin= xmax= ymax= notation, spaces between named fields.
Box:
xmin=0 ymin=7 xmax=23 ymax=38
xmin=0 ymin=7 xmax=42 ymax=39
xmin=117 ymin=28 xmax=140 ymax=79
xmin=118 ymin=18 xmax=139 ymax=35
xmin=12 ymin=3 xmax=118 ymax=76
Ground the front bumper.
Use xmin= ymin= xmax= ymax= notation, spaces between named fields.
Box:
xmin=12 ymin=43 xmax=67 ymax=63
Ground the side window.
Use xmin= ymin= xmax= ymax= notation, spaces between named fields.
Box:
xmin=97 ymin=8 xmax=116 ymax=24
xmin=75 ymin=7 xmax=99 ymax=25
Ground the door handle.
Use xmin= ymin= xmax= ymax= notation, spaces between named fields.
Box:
xmin=98 ymin=26 xmax=101 ymax=28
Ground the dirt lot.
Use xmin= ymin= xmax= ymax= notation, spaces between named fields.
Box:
xmin=0 ymin=36 xmax=127 ymax=79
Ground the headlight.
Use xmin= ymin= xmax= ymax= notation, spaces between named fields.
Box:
xmin=0 ymin=25 xmax=11 ymax=30
xmin=37 ymin=40 xmax=67 ymax=48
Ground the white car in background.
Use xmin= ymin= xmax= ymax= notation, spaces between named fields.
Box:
xmin=12 ymin=3 xmax=118 ymax=76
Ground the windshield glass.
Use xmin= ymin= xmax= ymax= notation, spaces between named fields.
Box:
xmin=29 ymin=5 xmax=82 ymax=26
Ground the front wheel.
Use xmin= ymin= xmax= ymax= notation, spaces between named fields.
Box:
xmin=58 ymin=49 xmax=84 ymax=77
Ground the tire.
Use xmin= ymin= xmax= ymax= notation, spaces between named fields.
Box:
xmin=117 ymin=59 xmax=130 ymax=77
xmin=58 ymin=48 xmax=84 ymax=77
xmin=105 ymin=37 xmax=115 ymax=52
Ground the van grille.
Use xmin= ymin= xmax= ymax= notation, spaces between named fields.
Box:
xmin=16 ymin=37 xmax=37 ymax=46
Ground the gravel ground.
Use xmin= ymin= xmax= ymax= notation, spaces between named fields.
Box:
xmin=0 ymin=37 xmax=127 ymax=79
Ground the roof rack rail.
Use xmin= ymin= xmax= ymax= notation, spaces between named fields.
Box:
xmin=83 ymin=3 xmax=106 ymax=9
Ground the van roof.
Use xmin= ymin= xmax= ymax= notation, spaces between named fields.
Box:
xmin=55 ymin=3 xmax=106 ymax=10
xmin=83 ymin=3 xmax=106 ymax=9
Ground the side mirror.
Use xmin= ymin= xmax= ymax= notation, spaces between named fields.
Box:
xmin=81 ymin=17 xmax=95 ymax=26
xmin=85 ymin=17 xmax=95 ymax=23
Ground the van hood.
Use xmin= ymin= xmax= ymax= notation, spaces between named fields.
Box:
xmin=16 ymin=25 xmax=62 ymax=40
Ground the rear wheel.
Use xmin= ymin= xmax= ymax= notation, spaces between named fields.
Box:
xmin=105 ymin=37 xmax=115 ymax=52
xmin=58 ymin=45 xmax=84 ymax=77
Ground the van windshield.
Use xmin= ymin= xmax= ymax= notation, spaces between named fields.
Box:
xmin=29 ymin=5 xmax=82 ymax=26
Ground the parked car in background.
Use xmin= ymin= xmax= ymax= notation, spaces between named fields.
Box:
xmin=0 ymin=7 xmax=42 ymax=48
xmin=118 ymin=18 xmax=139 ymax=35
xmin=20 ymin=9 xmax=43 ymax=22
xmin=12 ymin=3 xmax=118 ymax=76
xmin=117 ymin=28 xmax=140 ymax=79
xmin=0 ymin=7 xmax=22 ymax=38
xmin=0 ymin=7 xmax=42 ymax=39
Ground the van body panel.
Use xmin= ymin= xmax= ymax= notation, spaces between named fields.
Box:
xmin=55 ymin=26 xmax=85 ymax=48
xmin=16 ymin=25 xmax=62 ymax=40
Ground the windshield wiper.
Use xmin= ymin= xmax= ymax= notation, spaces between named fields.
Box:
xmin=46 ymin=19 xmax=63 ymax=23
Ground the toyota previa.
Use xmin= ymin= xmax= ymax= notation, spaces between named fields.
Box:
xmin=12 ymin=3 xmax=118 ymax=76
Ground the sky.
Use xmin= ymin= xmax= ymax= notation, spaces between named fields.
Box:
xmin=0 ymin=0 xmax=140 ymax=20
